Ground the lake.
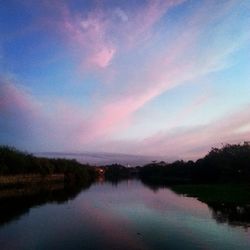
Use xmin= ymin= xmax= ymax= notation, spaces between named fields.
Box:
xmin=0 ymin=180 xmax=250 ymax=250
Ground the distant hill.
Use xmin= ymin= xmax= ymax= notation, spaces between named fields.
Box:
xmin=34 ymin=152 xmax=170 ymax=167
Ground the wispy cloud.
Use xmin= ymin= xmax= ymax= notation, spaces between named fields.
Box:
xmin=0 ymin=77 xmax=42 ymax=147
xmin=96 ymin=104 xmax=250 ymax=160
xmin=63 ymin=10 xmax=116 ymax=69
xmin=78 ymin=0 xmax=250 ymax=142
xmin=55 ymin=0 xmax=186 ymax=71
xmin=0 ymin=77 xmax=88 ymax=151
xmin=1 ymin=0 xmax=250 ymax=157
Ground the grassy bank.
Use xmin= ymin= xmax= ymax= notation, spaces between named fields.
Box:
xmin=0 ymin=174 xmax=65 ymax=188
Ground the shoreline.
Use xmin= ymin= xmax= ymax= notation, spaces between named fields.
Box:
xmin=0 ymin=174 xmax=65 ymax=188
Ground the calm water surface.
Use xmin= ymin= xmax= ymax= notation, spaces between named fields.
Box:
xmin=0 ymin=180 xmax=250 ymax=250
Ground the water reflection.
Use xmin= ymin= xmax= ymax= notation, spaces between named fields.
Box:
xmin=1 ymin=179 xmax=250 ymax=230
xmin=1 ymin=180 xmax=250 ymax=250
xmin=0 ymin=182 xmax=91 ymax=226
xmin=209 ymin=203 xmax=250 ymax=228
xmin=141 ymin=180 xmax=250 ymax=229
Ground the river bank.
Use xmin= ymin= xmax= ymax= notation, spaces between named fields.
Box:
xmin=0 ymin=174 xmax=65 ymax=188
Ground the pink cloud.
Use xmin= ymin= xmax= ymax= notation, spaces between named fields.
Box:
xmin=77 ymin=87 xmax=168 ymax=144
xmin=0 ymin=78 xmax=41 ymax=117
xmin=0 ymin=78 xmax=44 ymax=148
xmin=88 ymin=47 xmax=116 ymax=68
xmin=16 ymin=2 xmax=250 ymax=151
xmin=95 ymin=104 xmax=250 ymax=160
xmin=119 ymin=0 xmax=186 ymax=48
xmin=0 ymin=78 xmax=90 ymax=151
xmin=62 ymin=9 xmax=116 ymax=70
xmin=2 ymin=1 xmax=249 ymax=156
xmin=54 ymin=0 xmax=186 ymax=71
xmin=75 ymin=0 xmax=248 ymax=143
xmin=5 ymin=0 xmax=176 ymax=71
xmin=141 ymin=104 xmax=250 ymax=159
xmin=167 ymin=89 xmax=213 ymax=129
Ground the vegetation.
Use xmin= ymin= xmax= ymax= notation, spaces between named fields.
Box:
xmin=0 ymin=146 xmax=97 ymax=184
xmin=140 ymin=142 xmax=250 ymax=184
xmin=1 ymin=142 xmax=250 ymax=186
xmin=103 ymin=164 xmax=130 ymax=183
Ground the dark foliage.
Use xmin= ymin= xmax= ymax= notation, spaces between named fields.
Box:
xmin=140 ymin=142 xmax=250 ymax=184
xmin=104 ymin=164 xmax=130 ymax=183
xmin=1 ymin=142 xmax=250 ymax=185
xmin=0 ymin=146 xmax=97 ymax=184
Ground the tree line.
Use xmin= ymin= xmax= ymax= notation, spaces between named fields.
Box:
xmin=0 ymin=146 xmax=96 ymax=184
xmin=139 ymin=142 xmax=250 ymax=184
xmin=1 ymin=142 xmax=250 ymax=185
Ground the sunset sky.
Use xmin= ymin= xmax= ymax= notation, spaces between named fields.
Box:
xmin=1 ymin=0 xmax=250 ymax=160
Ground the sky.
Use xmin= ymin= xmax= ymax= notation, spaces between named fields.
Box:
xmin=1 ymin=0 xmax=250 ymax=160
